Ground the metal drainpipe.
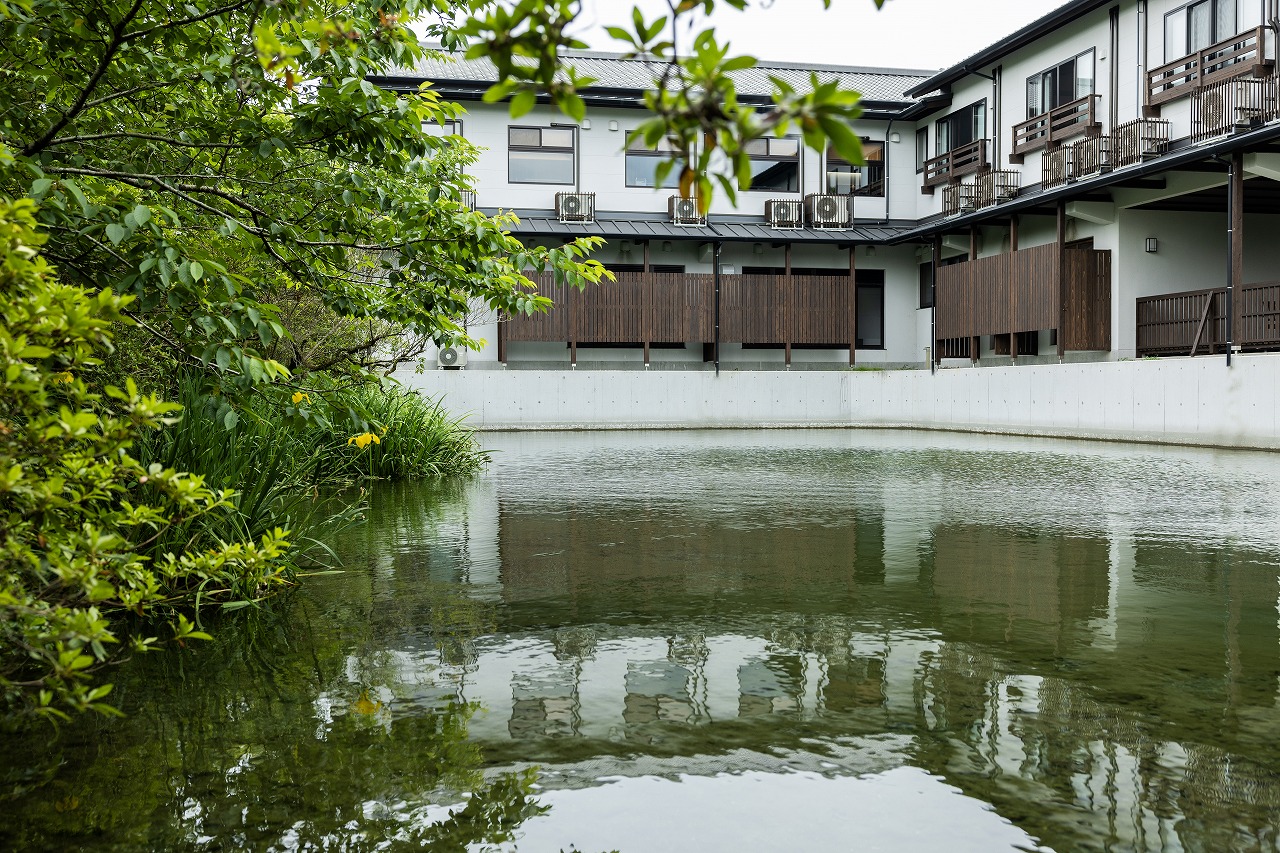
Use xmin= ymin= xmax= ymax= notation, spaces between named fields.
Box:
xmin=881 ymin=119 xmax=895 ymax=225
xmin=1225 ymin=155 xmax=1235 ymax=367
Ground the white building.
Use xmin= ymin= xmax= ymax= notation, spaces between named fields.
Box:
xmin=371 ymin=0 xmax=1280 ymax=371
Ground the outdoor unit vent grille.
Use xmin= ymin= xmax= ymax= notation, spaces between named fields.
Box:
xmin=942 ymin=183 xmax=979 ymax=217
xmin=459 ymin=190 xmax=477 ymax=211
xmin=668 ymin=195 xmax=706 ymax=226
xmin=804 ymin=193 xmax=851 ymax=229
xmin=556 ymin=191 xmax=596 ymax=223
xmin=977 ymin=170 xmax=1020 ymax=207
xmin=766 ymin=199 xmax=804 ymax=229
xmin=1069 ymin=136 xmax=1110 ymax=180
xmin=1112 ymin=119 xmax=1170 ymax=168
xmin=1042 ymin=147 xmax=1071 ymax=189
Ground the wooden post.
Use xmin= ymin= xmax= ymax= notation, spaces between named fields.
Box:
xmin=849 ymin=246 xmax=857 ymax=365
xmin=784 ymin=243 xmax=793 ymax=367
xmin=1010 ymin=215 xmax=1019 ymax=252
xmin=932 ymin=236 xmax=942 ymax=367
xmin=497 ymin=315 xmax=506 ymax=364
xmin=969 ymin=226 xmax=979 ymax=363
xmin=642 ymin=240 xmax=651 ymax=365
xmin=1230 ymin=151 xmax=1244 ymax=361
xmin=1056 ymin=201 xmax=1067 ymax=361
xmin=569 ymin=282 xmax=578 ymax=366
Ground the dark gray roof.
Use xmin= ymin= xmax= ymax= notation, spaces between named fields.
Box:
xmin=390 ymin=49 xmax=935 ymax=105
xmin=905 ymin=0 xmax=1109 ymax=98
xmin=491 ymin=213 xmax=910 ymax=245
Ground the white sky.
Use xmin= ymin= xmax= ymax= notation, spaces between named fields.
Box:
xmin=568 ymin=0 xmax=1072 ymax=70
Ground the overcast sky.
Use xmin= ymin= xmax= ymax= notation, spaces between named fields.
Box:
xmin=567 ymin=0 xmax=1071 ymax=70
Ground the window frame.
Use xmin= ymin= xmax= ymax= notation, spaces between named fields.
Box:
xmin=915 ymin=128 xmax=929 ymax=173
xmin=624 ymin=135 xmax=682 ymax=189
xmin=1025 ymin=48 xmax=1096 ymax=120
xmin=935 ymin=100 xmax=987 ymax=156
xmin=741 ymin=136 xmax=802 ymax=193
xmin=825 ymin=140 xmax=885 ymax=197
xmin=855 ymin=275 xmax=886 ymax=351
xmin=507 ymin=125 xmax=576 ymax=186
xmin=1163 ymin=0 xmax=1239 ymax=62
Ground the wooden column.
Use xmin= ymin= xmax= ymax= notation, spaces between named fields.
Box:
xmin=969 ymin=225 xmax=980 ymax=363
xmin=849 ymin=246 xmax=857 ymax=365
xmin=784 ymin=243 xmax=793 ymax=367
xmin=497 ymin=315 xmax=506 ymax=364
xmin=642 ymin=240 xmax=651 ymax=365
xmin=1230 ymin=151 xmax=1244 ymax=357
xmin=1056 ymin=202 xmax=1067 ymax=360
xmin=1010 ymin=214 xmax=1019 ymax=252
xmin=569 ymin=286 xmax=578 ymax=366
xmin=932 ymin=235 xmax=942 ymax=366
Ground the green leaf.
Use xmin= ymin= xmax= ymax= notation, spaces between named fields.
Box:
xmin=105 ymin=223 xmax=127 ymax=246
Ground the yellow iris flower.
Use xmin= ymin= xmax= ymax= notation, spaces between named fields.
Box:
xmin=347 ymin=432 xmax=381 ymax=449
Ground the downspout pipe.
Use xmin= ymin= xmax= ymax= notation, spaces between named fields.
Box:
xmin=713 ymin=241 xmax=722 ymax=376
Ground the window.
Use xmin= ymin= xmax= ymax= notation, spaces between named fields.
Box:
xmin=742 ymin=137 xmax=800 ymax=192
xmin=918 ymin=262 xmax=934 ymax=309
xmin=508 ymin=126 xmax=575 ymax=185
xmin=423 ymin=120 xmax=463 ymax=138
xmin=1165 ymin=0 xmax=1237 ymax=62
xmin=856 ymin=271 xmax=885 ymax=350
xmin=625 ymin=136 xmax=681 ymax=189
xmin=826 ymin=141 xmax=884 ymax=197
xmin=1026 ymin=49 xmax=1095 ymax=118
xmin=936 ymin=102 xmax=986 ymax=155
xmin=915 ymin=128 xmax=929 ymax=172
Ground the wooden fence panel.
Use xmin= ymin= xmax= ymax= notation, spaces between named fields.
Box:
xmin=1238 ymin=281 xmax=1280 ymax=350
xmin=1061 ymin=247 xmax=1111 ymax=351
xmin=793 ymin=276 xmax=852 ymax=345
xmin=502 ymin=272 xmax=570 ymax=342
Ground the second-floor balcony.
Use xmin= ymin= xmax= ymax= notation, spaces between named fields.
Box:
xmin=1011 ymin=94 xmax=1101 ymax=162
xmin=1146 ymin=26 xmax=1274 ymax=112
xmin=922 ymin=139 xmax=988 ymax=193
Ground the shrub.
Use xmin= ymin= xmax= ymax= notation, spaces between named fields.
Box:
xmin=0 ymin=198 xmax=293 ymax=722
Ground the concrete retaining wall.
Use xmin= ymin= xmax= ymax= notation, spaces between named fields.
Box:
xmin=397 ymin=353 xmax=1280 ymax=449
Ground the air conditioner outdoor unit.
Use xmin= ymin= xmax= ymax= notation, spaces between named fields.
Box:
xmin=1069 ymin=136 xmax=1110 ymax=180
xmin=766 ymin=199 xmax=803 ymax=229
xmin=979 ymin=170 xmax=1020 ymax=206
xmin=555 ymin=191 xmax=595 ymax=223
xmin=805 ymin=193 xmax=851 ymax=229
xmin=1200 ymin=87 xmax=1229 ymax=137
xmin=668 ymin=195 xmax=706 ymax=226
xmin=1042 ymin=148 xmax=1071 ymax=188
xmin=438 ymin=346 xmax=467 ymax=369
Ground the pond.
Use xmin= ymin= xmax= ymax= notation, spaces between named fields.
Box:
xmin=5 ymin=430 xmax=1280 ymax=852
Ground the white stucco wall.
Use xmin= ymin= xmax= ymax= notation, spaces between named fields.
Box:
xmin=399 ymin=354 xmax=1280 ymax=450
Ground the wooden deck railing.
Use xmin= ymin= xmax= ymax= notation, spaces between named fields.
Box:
xmin=1136 ymin=281 xmax=1280 ymax=356
xmin=1146 ymin=26 xmax=1272 ymax=111
xmin=1011 ymin=95 xmax=1101 ymax=160
xmin=922 ymin=139 xmax=988 ymax=190
xmin=502 ymin=271 xmax=859 ymax=357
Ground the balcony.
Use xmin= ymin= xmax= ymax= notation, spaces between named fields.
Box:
xmin=942 ymin=171 xmax=1019 ymax=217
xmin=1136 ymin=282 xmax=1280 ymax=356
xmin=1010 ymin=95 xmax=1101 ymax=162
xmin=500 ymin=270 xmax=860 ymax=358
xmin=922 ymin=139 xmax=988 ymax=193
xmin=1146 ymin=26 xmax=1273 ymax=113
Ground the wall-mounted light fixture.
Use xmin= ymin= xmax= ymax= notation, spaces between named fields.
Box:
xmin=1145 ymin=237 xmax=1158 ymax=253
xmin=889 ymin=132 xmax=901 ymax=143
xmin=619 ymin=240 xmax=633 ymax=257
xmin=752 ymin=242 xmax=764 ymax=255
xmin=581 ymin=119 xmax=592 ymax=130
xmin=608 ymin=120 xmax=620 ymax=131
xmin=661 ymin=241 xmax=673 ymax=252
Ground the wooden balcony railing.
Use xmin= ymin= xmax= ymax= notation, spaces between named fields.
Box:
xmin=1136 ymin=282 xmax=1280 ymax=356
xmin=501 ymin=271 xmax=862 ymax=359
xmin=1146 ymin=26 xmax=1273 ymax=112
xmin=1191 ymin=77 xmax=1280 ymax=142
xmin=922 ymin=139 xmax=988 ymax=192
xmin=934 ymin=242 xmax=1111 ymax=358
xmin=1010 ymin=95 xmax=1101 ymax=161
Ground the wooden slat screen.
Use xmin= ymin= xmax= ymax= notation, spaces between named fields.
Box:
xmin=936 ymin=243 xmax=1060 ymax=341
xmin=1138 ymin=280 xmax=1280 ymax=356
xmin=1061 ymin=246 xmax=1111 ymax=351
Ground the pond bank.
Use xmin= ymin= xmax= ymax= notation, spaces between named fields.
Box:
xmin=400 ymin=353 xmax=1280 ymax=450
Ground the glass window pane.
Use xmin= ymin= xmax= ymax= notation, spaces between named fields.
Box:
xmin=626 ymin=154 xmax=680 ymax=188
xmin=542 ymin=127 xmax=575 ymax=149
xmin=744 ymin=159 xmax=799 ymax=192
xmin=771 ymin=138 xmax=800 ymax=158
xmin=1026 ymin=76 xmax=1042 ymax=119
xmin=744 ymin=139 xmax=768 ymax=156
xmin=1165 ymin=10 xmax=1188 ymax=61
xmin=972 ymin=103 xmax=986 ymax=141
xmin=1215 ymin=0 xmax=1236 ymax=41
xmin=916 ymin=129 xmax=928 ymax=170
xmin=509 ymin=127 xmax=540 ymax=147
xmin=936 ymin=120 xmax=950 ymax=154
xmin=1056 ymin=59 xmax=1075 ymax=107
xmin=1189 ymin=1 xmax=1212 ymax=51
xmin=1076 ymin=50 xmax=1095 ymax=100
xmin=509 ymin=149 xmax=574 ymax=184
xmin=826 ymin=163 xmax=857 ymax=194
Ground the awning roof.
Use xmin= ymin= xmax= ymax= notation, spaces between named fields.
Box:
xmin=493 ymin=214 xmax=912 ymax=245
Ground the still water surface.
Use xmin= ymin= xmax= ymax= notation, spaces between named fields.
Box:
xmin=5 ymin=430 xmax=1280 ymax=851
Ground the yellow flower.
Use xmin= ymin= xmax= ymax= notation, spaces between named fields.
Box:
xmin=347 ymin=432 xmax=380 ymax=449
xmin=53 ymin=371 xmax=74 ymax=385
xmin=291 ymin=391 xmax=310 ymax=405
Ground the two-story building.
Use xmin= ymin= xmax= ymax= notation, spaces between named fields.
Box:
xmin=372 ymin=0 xmax=1280 ymax=371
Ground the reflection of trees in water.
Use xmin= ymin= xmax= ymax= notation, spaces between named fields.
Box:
xmin=0 ymin=592 xmax=540 ymax=852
